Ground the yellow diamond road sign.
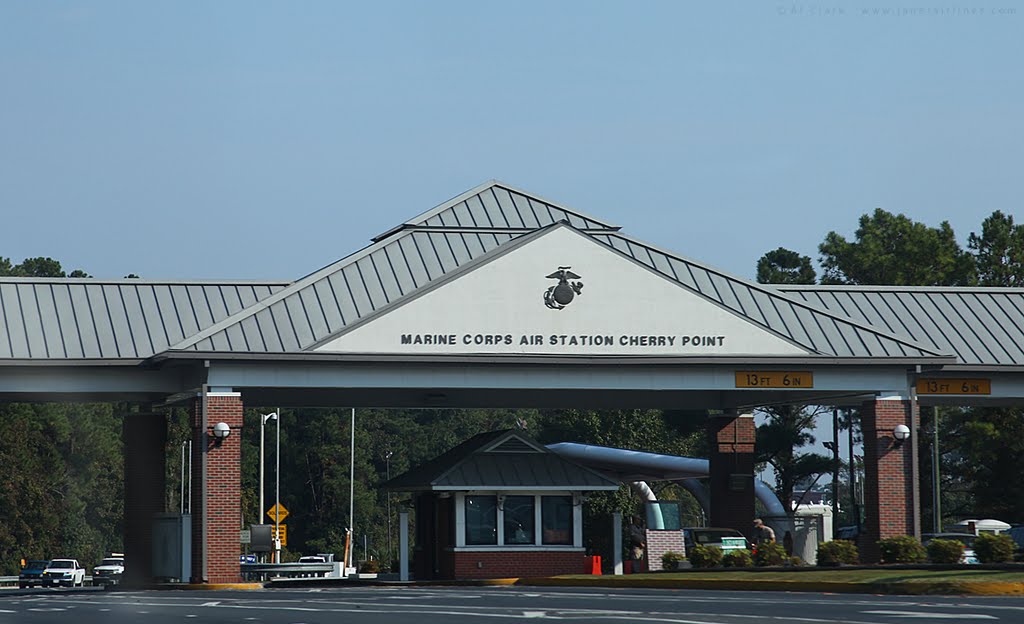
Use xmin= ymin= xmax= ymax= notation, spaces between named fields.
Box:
xmin=266 ymin=503 xmax=289 ymax=523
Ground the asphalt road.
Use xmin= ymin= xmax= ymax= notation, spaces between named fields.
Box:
xmin=3 ymin=585 xmax=1024 ymax=623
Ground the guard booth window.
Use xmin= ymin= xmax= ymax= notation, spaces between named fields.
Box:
xmin=465 ymin=495 xmax=498 ymax=545
xmin=542 ymin=496 xmax=573 ymax=545
xmin=503 ymin=496 xmax=535 ymax=544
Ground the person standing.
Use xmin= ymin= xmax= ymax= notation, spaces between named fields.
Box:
xmin=753 ymin=518 xmax=776 ymax=544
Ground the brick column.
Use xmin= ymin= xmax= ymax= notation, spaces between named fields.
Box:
xmin=860 ymin=398 xmax=918 ymax=563
xmin=189 ymin=392 xmax=244 ymax=583
xmin=123 ymin=412 xmax=167 ymax=588
xmin=708 ymin=413 xmax=755 ymax=538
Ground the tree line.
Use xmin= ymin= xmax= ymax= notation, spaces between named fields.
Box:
xmin=2 ymin=208 xmax=1023 ymax=572
xmin=754 ymin=209 xmax=1024 ymax=530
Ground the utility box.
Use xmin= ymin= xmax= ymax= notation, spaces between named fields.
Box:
xmin=152 ymin=513 xmax=191 ymax=583
xmin=251 ymin=524 xmax=273 ymax=553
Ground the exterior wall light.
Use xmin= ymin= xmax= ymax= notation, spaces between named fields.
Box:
xmin=892 ymin=424 xmax=911 ymax=448
xmin=212 ymin=422 xmax=231 ymax=445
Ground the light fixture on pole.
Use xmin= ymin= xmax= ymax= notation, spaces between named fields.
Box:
xmin=259 ymin=410 xmax=280 ymax=562
xmin=893 ymin=424 xmax=911 ymax=448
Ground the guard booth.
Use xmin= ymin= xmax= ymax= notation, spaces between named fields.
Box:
xmin=384 ymin=429 xmax=619 ymax=579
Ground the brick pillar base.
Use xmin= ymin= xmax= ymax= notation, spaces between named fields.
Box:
xmin=645 ymin=529 xmax=685 ymax=571
xmin=860 ymin=399 xmax=918 ymax=563
xmin=123 ymin=412 xmax=167 ymax=588
xmin=708 ymin=413 xmax=755 ymax=539
xmin=190 ymin=393 xmax=244 ymax=583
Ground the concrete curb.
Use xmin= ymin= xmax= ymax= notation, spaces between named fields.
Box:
xmin=153 ymin=582 xmax=264 ymax=591
xmin=267 ymin=577 xmax=520 ymax=588
xmin=514 ymin=576 xmax=1024 ymax=596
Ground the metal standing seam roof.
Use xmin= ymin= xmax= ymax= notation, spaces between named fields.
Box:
xmin=370 ymin=180 xmax=621 ymax=242
xmin=382 ymin=429 xmax=621 ymax=491
xmin=0 ymin=181 xmax=953 ymax=363
xmin=0 ymin=279 xmax=288 ymax=360
xmin=169 ymin=181 xmax=947 ymax=360
xmin=779 ymin=285 xmax=1024 ymax=367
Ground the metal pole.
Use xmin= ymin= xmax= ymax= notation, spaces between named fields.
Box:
xmin=385 ymin=450 xmax=393 ymax=568
xmin=832 ymin=409 xmax=840 ymax=536
xmin=180 ymin=441 xmax=186 ymax=514
xmin=200 ymin=384 xmax=209 ymax=582
xmin=260 ymin=414 xmax=265 ymax=532
xmin=848 ymin=409 xmax=859 ymax=535
xmin=349 ymin=408 xmax=355 ymax=570
xmin=909 ymin=390 xmax=922 ymax=540
xmin=187 ymin=439 xmax=192 ymax=514
xmin=275 ymin=407 xmax=281 ymax=563
xmin=932 ymin=406 xmax=942 ymax=533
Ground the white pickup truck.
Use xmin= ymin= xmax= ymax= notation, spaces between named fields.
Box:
xmin=42 ymin=559 xmax=86 ymax=587
xmin=92 ymin=555 xmax=125 ymax=586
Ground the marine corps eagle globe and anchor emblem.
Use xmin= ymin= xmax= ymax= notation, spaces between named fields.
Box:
xmin=543 ymin=266 xmax=583 ymax=310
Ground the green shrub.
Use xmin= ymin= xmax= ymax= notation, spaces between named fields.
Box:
xmin=661 ymin=550 xmax=686 ymax=570
xmin=688 ymin=544 xmax=723 ymax=568
xmin=816 ymin=540 xmax=859 ymax=565
xmin=722 ymin=548 xmax=753 ymax=568
xmin=753 ymin=542 xmax=787 ymax=567
xmin=975 ymin=533 xmax=1015 ymax=563
xmin=878 ymin=535 xmax=926 ymax=564
xmin=358 ymin=559 xmax=380 ymax=573
xmin=927 ymin=538 xmax=965 ymax=564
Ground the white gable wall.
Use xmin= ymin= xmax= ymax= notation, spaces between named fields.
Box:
xmin=316 ymin=227 xmax=810 ymax=356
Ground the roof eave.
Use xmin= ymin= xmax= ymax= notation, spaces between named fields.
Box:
xmin=148 ymin=350 xmax=958 ymax=367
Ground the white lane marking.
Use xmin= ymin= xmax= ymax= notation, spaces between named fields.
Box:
xmin=523 ymin=612 xmax=546 ymax=618
xmin=27 ymin=608 xmax=67 ymax=612
xmin=0 ymin=610 xmax=17 ymax=613
xmin=864 ymin=611 xmax=997 ymax=619
xmin=200 ymin=601 xmax=221 ymax=607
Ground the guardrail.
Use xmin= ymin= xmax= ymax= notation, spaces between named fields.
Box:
xmin=1 ymin=576 xmax=94 ymax=587
xmin=240 ymin=563 xmax=335 ymax=581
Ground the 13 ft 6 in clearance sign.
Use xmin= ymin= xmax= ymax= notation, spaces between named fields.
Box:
xmin=735 ymin=371 xmax=813 ymax=388
xmin=916 ymin=378 xmax=991 ymax=395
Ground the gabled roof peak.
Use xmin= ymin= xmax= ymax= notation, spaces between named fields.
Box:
xmin=371 ymin=180 xmax=621 ymax=243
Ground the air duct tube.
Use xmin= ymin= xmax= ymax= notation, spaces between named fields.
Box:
xmin=547 ymin=442 xmax=787 ymax=518
xmin=628 ymin=480 xmax=665 ymax=529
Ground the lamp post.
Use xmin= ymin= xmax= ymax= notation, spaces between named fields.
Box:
xmin=385 ymin=449 xmax=393 ymax=567
xmin=275 ymin=407 xmax=281 ymax=563
xmin=824 ymin=409 xmax=840 ymax=537
xmin=260 ymin=410 xmax=279 ymax=562
xmin=349 ymin=407 xmax=355 ymax=571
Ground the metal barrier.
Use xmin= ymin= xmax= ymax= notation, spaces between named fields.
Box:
xmin=240 ymin=563 xmax=335 ymax=581
xmin=1 ymin=575 xmax=94 ymax=586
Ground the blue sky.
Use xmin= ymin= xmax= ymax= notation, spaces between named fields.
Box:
xmin=1 ymin=2 xmax=1021 ymax=281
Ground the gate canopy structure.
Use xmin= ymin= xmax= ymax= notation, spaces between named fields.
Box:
xmin=3 ymin=180 xmax=1024 ymax=580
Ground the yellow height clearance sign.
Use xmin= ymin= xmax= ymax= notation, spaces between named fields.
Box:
xmin=267 ymin=503 xmax=289 ymax=523
xmin=735 ymin=371 xmax=813 ymax=388
xmin=916 ymin=378 xmax=991 ymax=395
